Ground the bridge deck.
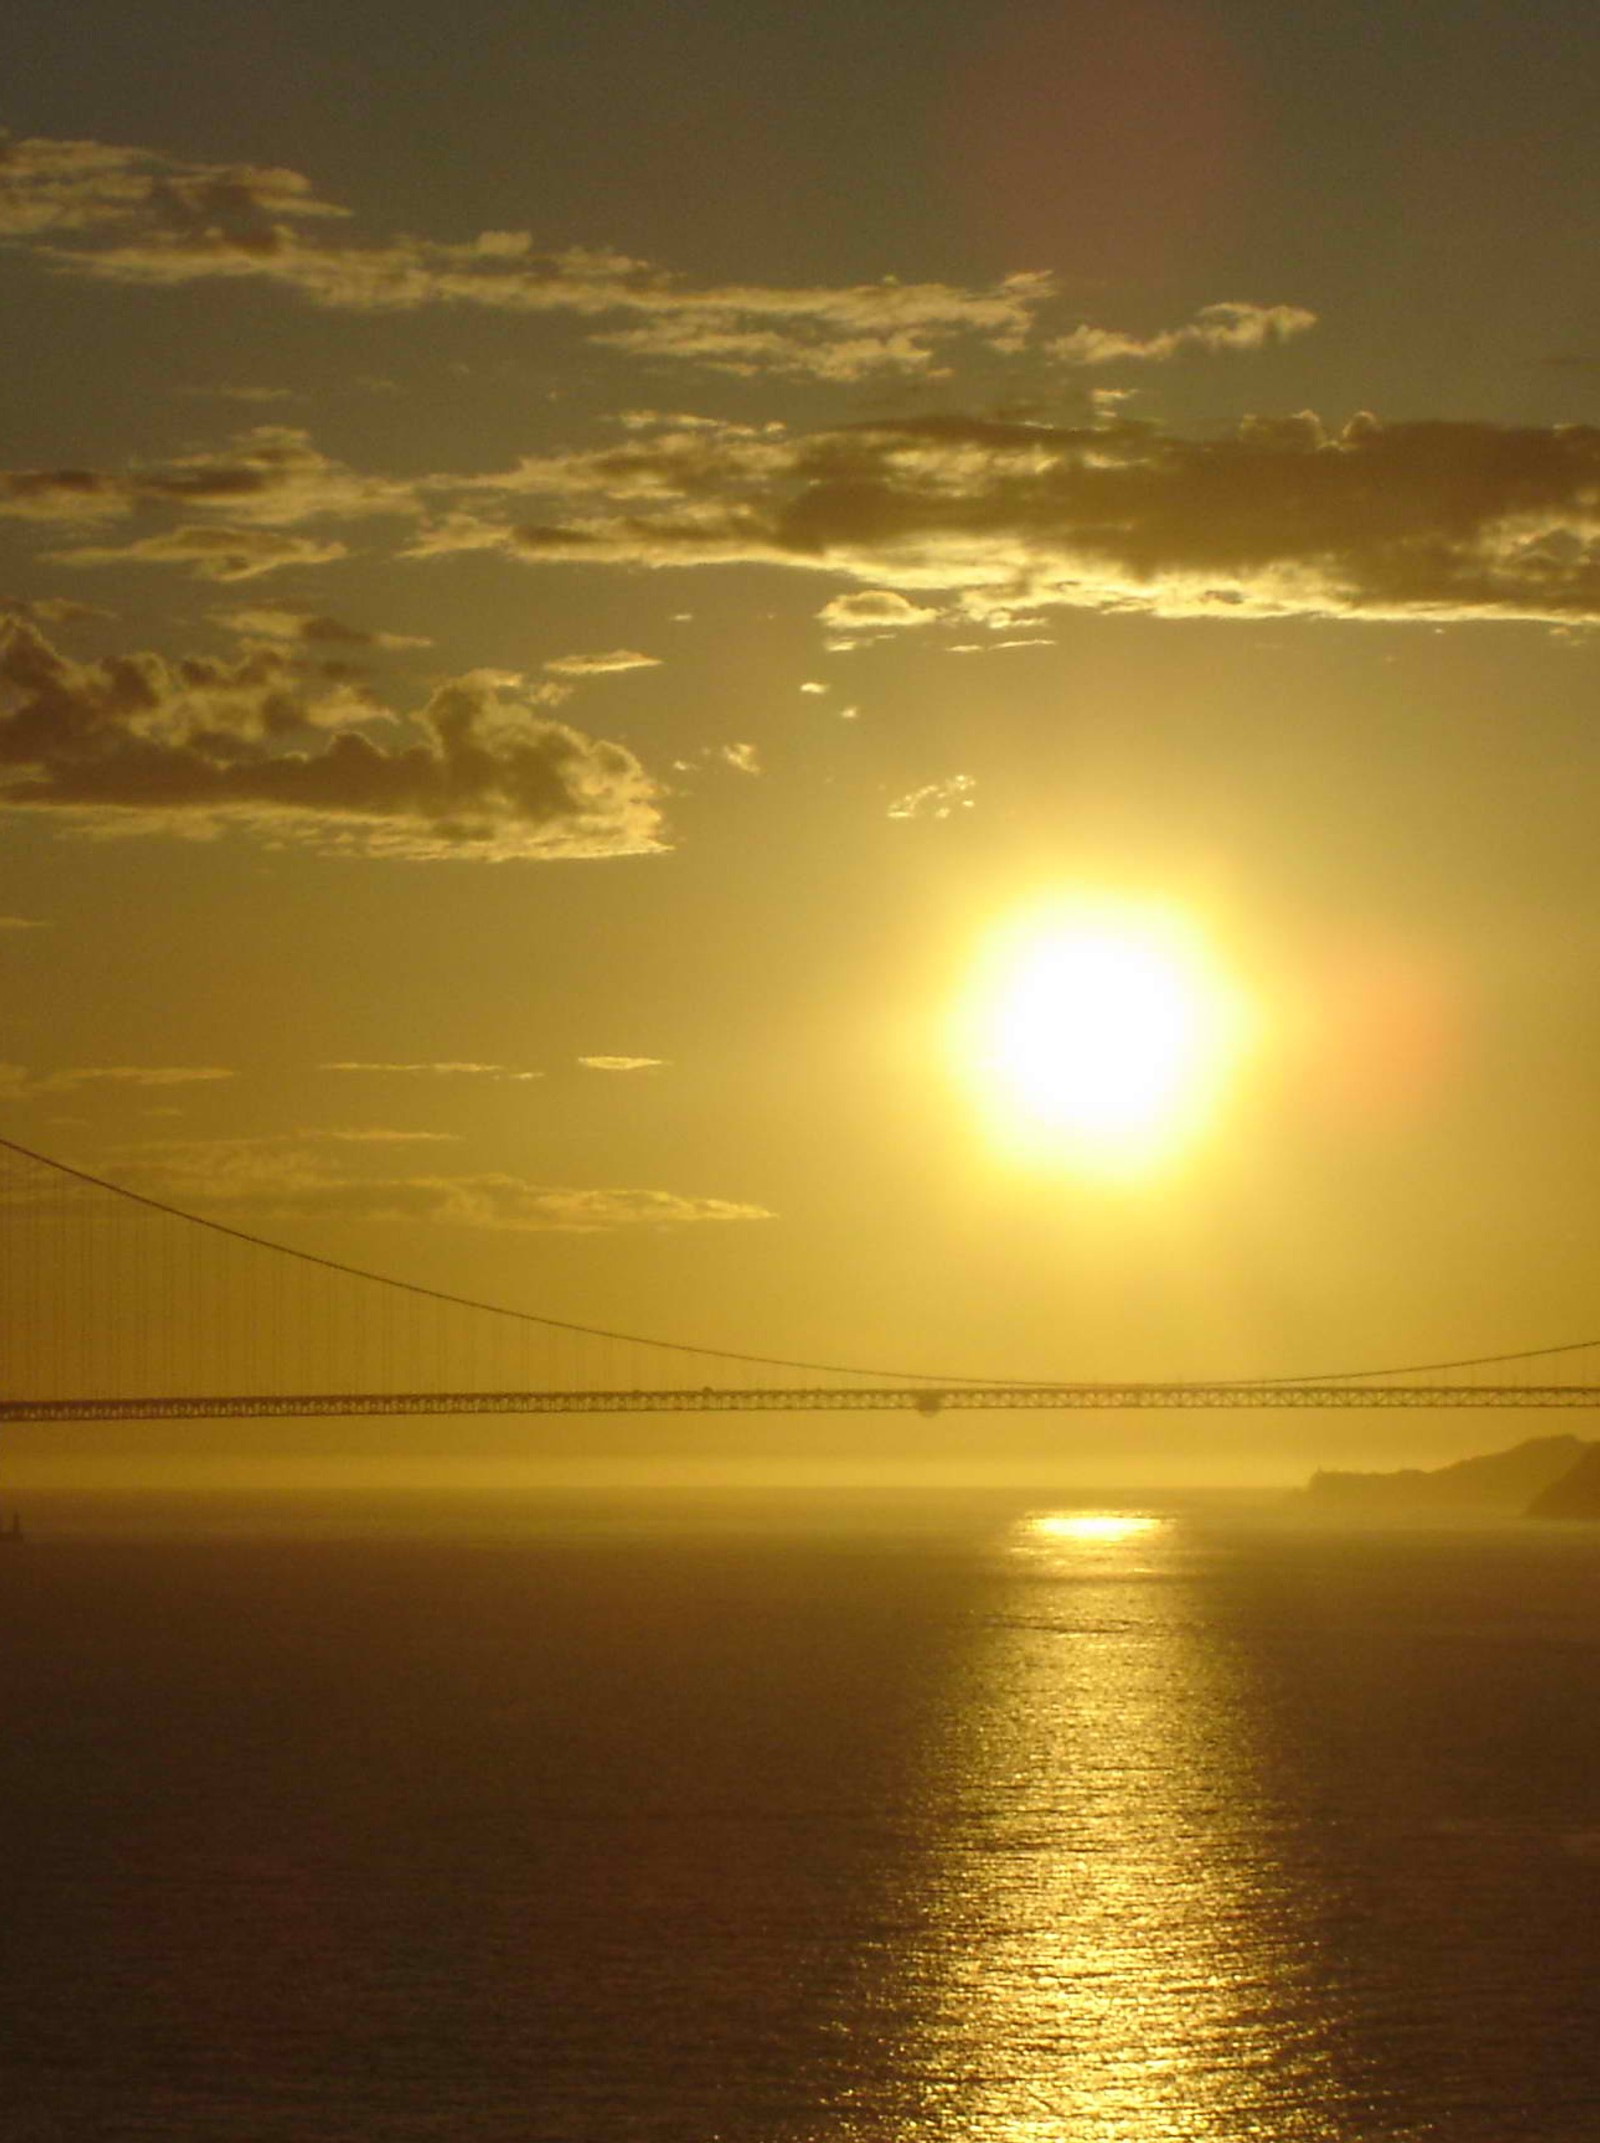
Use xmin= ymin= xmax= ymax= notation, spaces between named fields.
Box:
xmin=6 ymin=1383 xmax=1600 ymax=1422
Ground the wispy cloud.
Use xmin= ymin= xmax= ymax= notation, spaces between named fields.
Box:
xmin=4 ymin=134 xmax=1317 ymax=393
xmin=2 ymin=425 xmax=417 ymax=528
xmin=578 ymin=1056 xmax=664 ymax=1072
xmin=543 ymin=648 xmax=660 ymax=676
xmin=0 ymin=913 xmax=46 ymax=929
xmin=887 ymin=774 xmax=976 ymax=821
xmin=321 ymin=1061 xmax=543 ymax=1080
xmin=1 ymin=133 xmax=1053 ymax=383
xmin=0 ymin=619 xmax=664 ymax=860
xmin=1051 ymin=301 xmax=1317 ymax=366
xmin=51 ymin=526 xmax=351 ymax=582
xmin=0 ymin=133 xmax=350 ymax=241
xmin=180 ymin=383 xmax=303 ymax=405
xmin=106 ymin=1139 xmax=768 ymax=1232
xmin=211 ymin=603 xmax=431 ymax=650
xmin=1 ymin=595 xmax=114 ymax=627
xmin=0 ymin=1062 xmax=234 ymax=1100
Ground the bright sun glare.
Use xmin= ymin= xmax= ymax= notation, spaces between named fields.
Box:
xmin=957 ymin=899 xmax=1248 ymax=1175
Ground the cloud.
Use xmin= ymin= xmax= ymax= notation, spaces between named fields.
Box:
xmin=5 ymin=135 xmax=1327 ymax=398
xmin=2 ymin=425 xmax=418 ymax=529
xmin=578 ymin=1056 xmax=664 ymax=1072
xmin=1052 ymin=301 xmax=1317 ymax=366
xmin=817 ymin=589 xmax=942 ymax=631
xmin=421 ymin=408 xmax=1600 ymax=626
xmin=0 ymin=133 xmax=350 ymax=242
xmin=4 ymin=133 xmax=1054 ymax=382
xmin=0 ymin=619 xmax=664 ymax=860
xmin=322 ymin=1061 xmax=543 ymax=1079
xmin=0 ymin=1063 xmax=234 ymax=1100
xmin=887 ymin=773 xmax=975 ymax=821
xmin=1 ymin=595 xmax=113 ymax=626
xmin=181 ymin=384 xmax=303 ymax=404
xmin=717 ymin=742 xmax=760 ymax=775
xmin=105 ymin=1142 xmax=768 ymax=1231
xmin=212 ymin=604 xmax=431 ymax=650
xmin=51 ymin=525 xmax=351 ymax=581
xmin=543 ymin=648 xmax=660 ymax=676
xmin=301 ymin=1127 xmax=461 ymax=1142
xmin=0 ymin=914 xmax=46 ymax=929
xmin=593 ymin=317 xmax=958 ymax=384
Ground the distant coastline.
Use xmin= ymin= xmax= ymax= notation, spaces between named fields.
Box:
xmin=1306 ymin=1434 xmax=1600 ymax=1519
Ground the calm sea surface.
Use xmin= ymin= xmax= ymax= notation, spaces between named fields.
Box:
xmin=3 ymin=1490 xmax=1599 ymax=2141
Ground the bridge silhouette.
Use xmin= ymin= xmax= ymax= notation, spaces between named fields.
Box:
xmin=5 ymin=1131 xmax=1600 ymax=1427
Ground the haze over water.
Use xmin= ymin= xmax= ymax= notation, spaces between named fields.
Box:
xmin=5 ymin=1491 xmax=1599 ymax=2140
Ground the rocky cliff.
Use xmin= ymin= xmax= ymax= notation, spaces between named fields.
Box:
xmin=1526 ymin=1442 xmax=1600 ymax=1519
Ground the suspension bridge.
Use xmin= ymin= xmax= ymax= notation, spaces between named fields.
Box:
xmin=4 ymin=1132 xmax=1600 ymax=1427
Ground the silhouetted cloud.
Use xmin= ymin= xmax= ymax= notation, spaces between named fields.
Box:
xmin=0 ymin=595 xmax=114 ymax=626
xmin=416 ymin=410 xmax=1600 ymax=625
xmin=0 ymin=619 xmax=664 ymax=859
xmin=2 ymin=426 xmax=417 ymax=529
xmin=212 ymin=604 xmax=431 ymax=650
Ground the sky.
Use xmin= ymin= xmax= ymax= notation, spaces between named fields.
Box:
xmin=5 ymin=0 xmax=1600 ymax=1488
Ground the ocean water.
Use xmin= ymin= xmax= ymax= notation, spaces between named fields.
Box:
xmin=2 ymin=1491 xmax=1599 ymax=2141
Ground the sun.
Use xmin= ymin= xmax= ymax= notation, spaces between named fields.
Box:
xmin=954 ymin=898 xmax=1248 ymax=1175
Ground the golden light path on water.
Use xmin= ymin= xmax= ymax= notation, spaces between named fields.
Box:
xmin=896 ymin=1510 xmax=1352 ymax=2140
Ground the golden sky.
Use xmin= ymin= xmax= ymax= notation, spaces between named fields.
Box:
xmin=6 ymin=0 xmax=1600 ymax=1486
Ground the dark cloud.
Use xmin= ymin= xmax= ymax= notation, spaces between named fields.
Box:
xmin=0 ymin=595 xmax=112 ymax=626
xmin=0 ymin=619 xmax=664 ymax=859
xmin=212 ymin=604 xmax=431 ymax=651
xmin=416 ymin=410 xmax=1600 ymax=625
xmin=2 ymin=426 xmax=417 ymax=530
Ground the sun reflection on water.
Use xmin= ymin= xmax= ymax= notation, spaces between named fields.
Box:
xmin=898 ymin=1508 xmax=1348 ymax=2139
xmin=1023 ymin=1511 xmax=1166 ymax=1548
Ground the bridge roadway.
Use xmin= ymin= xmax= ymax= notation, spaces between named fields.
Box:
xmin=6 ymin=1383 xmax=1600 ymax=1422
